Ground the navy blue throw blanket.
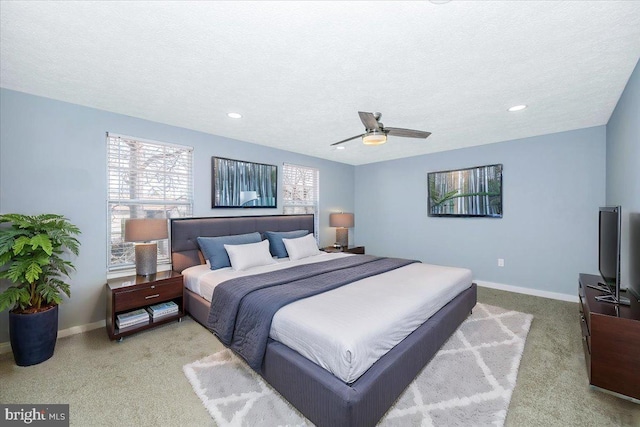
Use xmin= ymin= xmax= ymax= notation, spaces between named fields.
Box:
xmin=207 ymin=255 xmax=418 ymax=372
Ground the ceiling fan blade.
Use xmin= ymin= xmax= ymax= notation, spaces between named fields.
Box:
xmin=358 ymin=112 xmax=380 ymax=131
xmin=330 ymin=134 xmax=365 ymax=146
xmin=385 ymin=127 xmax=431 ymax=139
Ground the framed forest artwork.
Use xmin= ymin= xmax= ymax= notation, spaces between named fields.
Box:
xmin=428 ymin=164 xmax=503 ymax=217
xmin=211 ymin=157 xmax=277 ymax=208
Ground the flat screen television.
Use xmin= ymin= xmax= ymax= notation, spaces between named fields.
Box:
xmin=590 ymin=206 xmax=630 ymax=305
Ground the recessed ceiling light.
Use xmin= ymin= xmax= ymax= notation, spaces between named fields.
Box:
xmin=507 ymin=105 xmax=527 ymax=112
xmin=336 ymin=146 xmax=346 ymax=150
xmin=227 ymin=112 xmax=242 ymax=119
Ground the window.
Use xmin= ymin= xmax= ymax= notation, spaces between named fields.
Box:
xmin=107 ymin=133 xmax=193 ymax=271
xmin=282 ymin=163 xmax=319 ymax=235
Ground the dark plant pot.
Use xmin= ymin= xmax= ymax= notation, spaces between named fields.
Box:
xmin=9 ymin=305 xmax=58 ymax=366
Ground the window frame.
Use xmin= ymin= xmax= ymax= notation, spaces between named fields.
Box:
xmin=106 ymin=132 xmax=194 ymax=274
xmin=282 ymin=163 xmax=320 ymax=239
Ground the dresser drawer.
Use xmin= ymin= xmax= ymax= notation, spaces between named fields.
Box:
xmin=114 ymin=279 xmax=182 ymax=312
xmin=580 ymin=314 xmax=591 ymax=351
xmin=579 ymin=294 xmax=591 ymax=335
xmin=582 ymin=333 xmax=591 ymax=380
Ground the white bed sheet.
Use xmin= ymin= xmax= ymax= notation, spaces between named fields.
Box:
xmin=182 ymin=252 xmax=351 ymax=300
xmin=182 ymin=253 xmax=472 ymax=383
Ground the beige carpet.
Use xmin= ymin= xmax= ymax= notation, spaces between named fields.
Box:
xmin=184 ymin=303 xmax=533 ymax=426
xmin=1 ymin=287 xmax=638 ymax=426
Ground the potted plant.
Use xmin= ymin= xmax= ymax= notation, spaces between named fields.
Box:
xmin=0 ymin=213 xmax=80 ymax=366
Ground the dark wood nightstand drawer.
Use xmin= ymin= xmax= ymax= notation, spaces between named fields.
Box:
xmin=346 ymin=246 xmax=365 ymax=254
xmin=321 ymin=246 xmax=365 ymax=255
xmin=114 ymin=280 xmax=182 ymax=312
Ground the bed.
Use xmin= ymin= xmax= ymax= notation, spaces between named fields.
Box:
xmin=171 ymin=214 xmax=477 ymax=426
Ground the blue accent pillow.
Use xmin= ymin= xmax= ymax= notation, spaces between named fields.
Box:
xmin=264 ymin=230 xmax=309 ymax=258
xmin=197 ymin=232 xmax=262 ymax=270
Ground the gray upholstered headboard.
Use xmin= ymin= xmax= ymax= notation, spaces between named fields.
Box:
xmin=170 ymin=214 xmax=315 ymax=273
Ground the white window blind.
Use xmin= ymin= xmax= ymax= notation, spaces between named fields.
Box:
xmin=282 ymin=163 xmax=319 ymax=236
xmin=107 ymin=133 xmax=193 ymax=271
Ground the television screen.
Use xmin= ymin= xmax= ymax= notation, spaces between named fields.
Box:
xmin=595 ymin=206 xmax=629 ymax=305
xmin=598 ymin=206 xmax=620 ymax=289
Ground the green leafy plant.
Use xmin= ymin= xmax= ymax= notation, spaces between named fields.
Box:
xmin=0 ymin=214 xmax=80 ymax=313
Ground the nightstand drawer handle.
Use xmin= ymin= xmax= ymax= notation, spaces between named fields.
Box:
xmin=145 ymin=294 xmax=160 ymax=300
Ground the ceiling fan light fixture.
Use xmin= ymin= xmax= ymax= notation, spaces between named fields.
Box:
xmin=362 ymin=131 xmax=387 ymax=145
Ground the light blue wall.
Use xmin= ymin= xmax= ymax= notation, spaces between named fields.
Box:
xmin=606 ymin=59 xmax=640 ymax=296
xmin=0 ymin=88 xmax=355 ymax=343
xmin=3 ymin=75 xmax=633 ymax=344
xmin=355 ymin=126 xmax=607 ymax=297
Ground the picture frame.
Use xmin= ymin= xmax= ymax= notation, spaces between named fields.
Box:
xmin=211 ymin=157 xmax=278 ymax=208
xmin=427 ymin=164 xmax=503 ymax=217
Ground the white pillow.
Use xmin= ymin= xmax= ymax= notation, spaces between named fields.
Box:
xmin=282 ymin=234 xmax=320 ymax=261
xmin=224 ymin=240 xmax=276 ymax=271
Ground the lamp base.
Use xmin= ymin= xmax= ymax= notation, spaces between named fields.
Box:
xmin=335 ymin=228 xmax=349 ymax=248
xmin=135 ymin=243 xmax=158 ymax=276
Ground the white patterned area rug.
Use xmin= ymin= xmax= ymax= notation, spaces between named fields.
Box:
xmin=183 ymin=303 xmax=533 ymax=427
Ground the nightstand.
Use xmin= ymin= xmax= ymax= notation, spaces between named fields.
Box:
xmin=106 ymin=271 xmax=184 ymax=341
xmin=321 ymin=245 xmax=365 ymax=255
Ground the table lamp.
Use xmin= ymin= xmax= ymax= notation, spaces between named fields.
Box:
xmin=329 ymin=212 xmax=354 ymax=248
xmin=124 ymin=218 xmax=168 ymax=276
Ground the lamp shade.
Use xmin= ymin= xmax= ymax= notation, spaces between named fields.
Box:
xmin=124 ymin=218 xmax=168 ymax=242
xmin=330 ymin=213 xmax=354 ymax=228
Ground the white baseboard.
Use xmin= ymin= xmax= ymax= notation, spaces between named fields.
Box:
xmin=0 ymin=319 xmax=106 ymax=355
xmin=0 ymin=341 xmax=11 ymax=355
xmin=476 ymin=280 xmax=578 ymax=303
xmin=57 ymin=319 xmax=106 ymax=339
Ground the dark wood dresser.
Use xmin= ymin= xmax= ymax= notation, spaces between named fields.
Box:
xmin=578 ymin=273 xmax=640 ymax=401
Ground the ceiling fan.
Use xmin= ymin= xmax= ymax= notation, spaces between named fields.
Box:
xmin=331 ymin=111 xmax=431 ymax=147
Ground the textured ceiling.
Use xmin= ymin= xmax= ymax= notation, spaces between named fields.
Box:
xmin=1 ymin=1 xmax=639 ymax=165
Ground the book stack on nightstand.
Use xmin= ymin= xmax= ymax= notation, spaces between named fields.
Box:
xmin=116 ymin=309 xmax=150 ymax=332
xmin=146 ymin=301 xmax=179 ymax=320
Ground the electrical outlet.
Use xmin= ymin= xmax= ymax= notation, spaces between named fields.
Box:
xmin=498 ymin=258 xmax=504 ymax=267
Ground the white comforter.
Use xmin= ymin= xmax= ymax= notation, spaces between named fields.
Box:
xmin=182 ymin=253 xmax=472 ymax=383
